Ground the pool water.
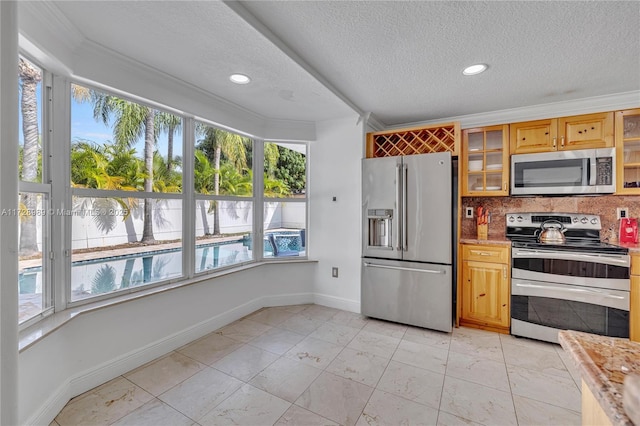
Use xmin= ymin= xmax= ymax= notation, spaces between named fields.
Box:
xmin=20 ymin=239 xmax=252 ymax=303
xmin=19 ymin=231 xmax=304 ymax=304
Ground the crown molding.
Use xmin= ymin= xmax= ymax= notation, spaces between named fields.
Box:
xmin=387 ymin=91 xmax=640 ymax=131
xmin=18 ymin=1 xmax=84 ymax=53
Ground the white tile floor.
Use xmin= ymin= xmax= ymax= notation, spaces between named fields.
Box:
xmin=52 ymin=304 xmax=583 ymax=426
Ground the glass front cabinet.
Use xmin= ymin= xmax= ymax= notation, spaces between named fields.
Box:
xmin=616 ymin=109 xmax=640 ymax=194
xmin=461 ymin=125 xmax=509 ymax=196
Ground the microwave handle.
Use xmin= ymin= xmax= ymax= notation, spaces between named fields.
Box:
xmin=589 ymin=157 xmax=597 ymax=186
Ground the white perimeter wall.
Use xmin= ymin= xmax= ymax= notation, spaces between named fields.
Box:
xmin=309 ymin=117 xmax=363 ymax=312
xmin=22 ymin=200 xmax=306 ymax=250
xmin=19 ymin=262 xmax=316 ymax=425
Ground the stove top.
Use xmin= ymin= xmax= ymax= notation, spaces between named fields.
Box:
xmin=506 ymin=212 xmax=629 ymax=255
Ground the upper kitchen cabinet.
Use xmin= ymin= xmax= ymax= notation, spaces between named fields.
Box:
xmin=461 ymin=125 xmax=509 ymax=196
xmin=366 ymin=122 xmax=460 ymax=158
xmin=615 ymin=108 xmax=640 ymax=194
xmin=510 ymin=119 xmax=557 ymax=154
xmin=510 ymin=112 xmax=614 ymax=154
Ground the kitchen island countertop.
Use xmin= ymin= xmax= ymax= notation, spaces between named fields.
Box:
xmin=559 ymin=330 xmax=640 ymax=426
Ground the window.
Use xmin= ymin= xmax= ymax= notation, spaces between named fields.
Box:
xmin=15 ymin=68 xmax=310 ymax=322
xmin=69 ymin=84 xmax=183 ymax=302
xmin=17 ymin=56 xmax=52 ymax=325
xmin=263 ymin=142 xmax=307 ymax=258
xmin=194 ymin=123 xmax=254 ymax=272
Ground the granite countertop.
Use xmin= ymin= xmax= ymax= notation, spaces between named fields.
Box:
xmin=558 ymin=330 xmax=640 ymax=426
xmin=617 ymin=242 xmax=640 ymax=254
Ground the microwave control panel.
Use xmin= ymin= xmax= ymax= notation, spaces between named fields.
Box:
xmin=596 ymin=157 xmax=613 ymax=185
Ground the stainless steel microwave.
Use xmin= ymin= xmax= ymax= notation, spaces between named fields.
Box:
xmin=511 ymin=147 xmax=615 ymax=195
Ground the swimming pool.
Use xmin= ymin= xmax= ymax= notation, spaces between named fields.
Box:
xmin=19 ymin=230 xmax=304 ymax=306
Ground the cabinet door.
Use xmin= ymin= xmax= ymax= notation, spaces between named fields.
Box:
xmin=558 ymin=112 xmax=613 ymax=150
xmin=461 ymin=261 xmax=510 ymax=328
xmin=510 ymin=119 xmax=558 ymax=154
xmin=632 ymin=275 xmax=639 ymax=342
xmin=461 ymin=125 xmax=509 ymax=196
xmin=615 ymin=108 xmax=640 ymax=194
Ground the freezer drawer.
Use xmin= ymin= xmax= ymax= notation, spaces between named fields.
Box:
xmin=361 ymin=258 xmax=452 ymax=332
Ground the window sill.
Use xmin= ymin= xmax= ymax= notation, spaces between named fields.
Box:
xmin=18 ymin=258 xmax=317 ymax=352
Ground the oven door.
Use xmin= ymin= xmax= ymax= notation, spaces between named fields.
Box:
xmin=511 ymin=278 xmax=630 ymax=342
xmin=512 ymin=248 xmax=630 ymax=291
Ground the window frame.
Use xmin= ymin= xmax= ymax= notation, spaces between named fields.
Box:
xmin=17 ymin=69 xmax=311 ymax=325
xmin=261 ymin=140 xmax=309 ymax=261
xmin=17 ymin=54 xmax=53 ymax=328
xmin=66 ymin=81 xmax=187 ymax=308
xmin=192 ymin=119 xmax=256 ymax=275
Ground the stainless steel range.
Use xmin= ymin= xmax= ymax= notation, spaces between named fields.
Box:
xmin=506 ymin=213 xmax=630 ymax=344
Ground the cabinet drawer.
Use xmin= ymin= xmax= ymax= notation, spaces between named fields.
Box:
xmin=462 ymin=244 xmax=509 ymax=264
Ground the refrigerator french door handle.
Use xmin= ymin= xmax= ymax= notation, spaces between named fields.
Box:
xmin=363 ymin=262 xmax=446 ymax=275
xmin=395 ymin=163 xmax=402 ymax=251
xmin=403 ymin=163 xmax=408 ymax=252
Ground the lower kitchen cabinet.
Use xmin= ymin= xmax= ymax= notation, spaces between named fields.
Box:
xmin=460 ymin=244 xmax=510 ymax=333
xmin=631 ymin=254 xmax=640 ymax=342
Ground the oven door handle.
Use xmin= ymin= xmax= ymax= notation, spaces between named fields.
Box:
xmin=512 ymin=249 xmax=629 ymax=267
xmin=512 ymin=280 xmax=629 ymax=311
xmin=514 ymin=283 xmax=626 ymax=299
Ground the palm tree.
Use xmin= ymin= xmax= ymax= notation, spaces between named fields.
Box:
xmin=156 ymin=112 xmax=182 ymax=172
xmin=18 ymin=58 xmax=42 ymax=256
xmin=91 ymin=93 xmax=157 ymax=243
xmin=197 ymin=126 xmax=249 ymax=235
xmin=194 ymin=149 xmax=216 ymax=235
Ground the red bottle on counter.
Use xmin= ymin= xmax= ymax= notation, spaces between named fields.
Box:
xmin=619 ymin=218 xmax=638 ymax=243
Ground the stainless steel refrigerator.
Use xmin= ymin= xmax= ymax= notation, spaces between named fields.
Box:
xmin=361 ymin=152 xmax=454 ymax=332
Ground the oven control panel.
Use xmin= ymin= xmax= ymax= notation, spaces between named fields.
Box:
xmin=506 ymin=212 xmax=601 ymax=230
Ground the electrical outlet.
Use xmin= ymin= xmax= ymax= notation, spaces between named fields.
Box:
xmin=331 ymin=267 xmax=339 ymax=278
xmin=465 ymin=207 xmax=473 ymax=219
xmin=617 ymin=207 xmax=629 ymax=219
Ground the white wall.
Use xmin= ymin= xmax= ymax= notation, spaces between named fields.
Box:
xmin=0 ymin=3 xmax=20 ymax=424
xmin=309 ymin=116 xmax=363 ymax=312
xmin=19 ymin=262 xmax=316 ymax=425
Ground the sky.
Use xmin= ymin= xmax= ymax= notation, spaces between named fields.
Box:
xmin=18 ymin=82 xmax=305 ymax=163
xmin=19 ymin=82 xmax=184 ymax=161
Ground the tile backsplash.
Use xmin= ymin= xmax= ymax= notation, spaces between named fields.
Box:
xmin=461 ymin=195 xmax=640 ymax=242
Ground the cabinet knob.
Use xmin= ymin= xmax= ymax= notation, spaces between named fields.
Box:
xmin=553 ymin=137 xmax=557 ymax=148
xmin=561 ymin=136 xmax=565 ymax=148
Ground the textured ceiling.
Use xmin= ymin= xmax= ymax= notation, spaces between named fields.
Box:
xmin=50 ymin=1 xmax=640 ymax=127
xmin=52 ymin=0 xmax=355 ymax=122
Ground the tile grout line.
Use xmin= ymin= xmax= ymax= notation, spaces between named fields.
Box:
xmin=434 ymin=330 xmax=454 ymax=425
xmin=499 ymin=333 xmax=521 ymax=426
xmin=352 ymin=322 xmax=407 ymax=425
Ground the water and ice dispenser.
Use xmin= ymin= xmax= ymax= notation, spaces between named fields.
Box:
xmin=367 ymin=209 xmax=393 ymax=248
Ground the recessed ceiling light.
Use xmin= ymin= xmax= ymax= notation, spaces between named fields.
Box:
xmin=462 ymin=64 xmax=488 ymax=76
xmin=230 ymin=73 xmax=251 ymax=84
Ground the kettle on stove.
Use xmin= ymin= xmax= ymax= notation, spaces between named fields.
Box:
xmin=538 ymin=220 xmax=567 ymax=244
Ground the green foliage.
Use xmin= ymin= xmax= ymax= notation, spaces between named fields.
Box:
xmin=274 ymin=146 xmax=306 ymax=193
xmin=152 ymin=152 xmax=182 ymax=193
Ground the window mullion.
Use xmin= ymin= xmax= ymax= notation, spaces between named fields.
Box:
xmin=183 ymin=117 xmax=195 ymax=279
xmin=254 ymin=139 xmax=265 ymax=261
xmin=51 ymin=75 xmax=70 ymax=311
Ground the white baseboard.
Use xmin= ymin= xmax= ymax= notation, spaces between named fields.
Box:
xmin=313 ymin=293 xmax=360 ymax=313
xmin=24 ymin=292 xmax=314 ymax=426
xmin=262 ymin=292 xmax=314 ymax=308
